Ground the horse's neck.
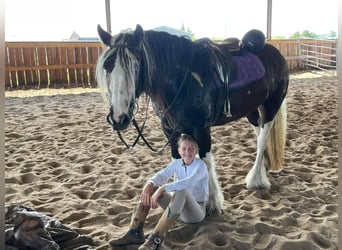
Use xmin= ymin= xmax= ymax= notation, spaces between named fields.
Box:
xmin=141 ymin=33 xmax=193 ymax=100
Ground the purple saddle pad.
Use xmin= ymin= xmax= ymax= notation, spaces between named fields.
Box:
xmin=230 ymin=52 xmax=265 ymax=89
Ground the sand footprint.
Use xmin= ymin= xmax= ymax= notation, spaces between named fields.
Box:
xmin=22 ymin=186 xmax=34 ymax=196
xmin=49 ymin=168 xmax=64 ymax=176
xmin=78 ymin=165 xmax=94 ymax=174
xmin=106 ymin=205 xmax=129 ymax=216
xmin=47 ymin=161 xmax=61 ymax=168
xmin=18 ymin=173 xmax=38 ymax=184
xmin=74 ymin=190 xmax=90 ymax=199
xmin=20 ymin=162 xmax=35 ymax=170
xmin=255 ymin=222 xmax=284 ymax=235
xmin=62 ymin=211 xmax=91 ymax=223
xmin=306 ymin=232 xmax=332 ymax=249
xmin=6 ymin=133 xmax=23 ymax=138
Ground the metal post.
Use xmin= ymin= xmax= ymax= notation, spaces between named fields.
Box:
xmin=266 ymin=0 xmax=272 ymax=40
xmin=105 ymin=0 xmax=112 ymax=34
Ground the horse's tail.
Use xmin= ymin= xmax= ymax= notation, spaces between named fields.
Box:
xmin=265 ymin=99 xmax=287 ymax=171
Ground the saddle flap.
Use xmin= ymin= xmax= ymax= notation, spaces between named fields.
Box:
xmin=230 ymin=51 xmax=265 ymax=89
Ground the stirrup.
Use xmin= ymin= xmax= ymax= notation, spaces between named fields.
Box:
xmin=153 ymin=237 xmax=162 ymax=245
xmin=150 ymin=235 xmax=162 ymax=250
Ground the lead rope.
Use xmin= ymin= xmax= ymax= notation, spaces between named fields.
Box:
xmin=131 ymin=117 xmax=177 ymax=153
xmin=112 ymin=98 xmax=149 ymax=150
xmin=129 ymin=69 xmax=191 ymax=152
xmin=114 ymin=97 xmax=177 ymax=153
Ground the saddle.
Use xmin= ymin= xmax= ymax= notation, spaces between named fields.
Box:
xmin=214 ymin=38 xmax=265 ymax=90
xmin=213 ymin=38 xmax=265 ymax=116
xmin=230 ymin=51 xmax=265 ymax=89
xmin=191 ymin=36 xmax=265 ymax=117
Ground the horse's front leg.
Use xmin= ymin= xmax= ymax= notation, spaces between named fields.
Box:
xmin=202 ymin=152 xmax=224 ymax=215
xmin=193 ymin=128 xmax=224 ymax=215
xmin=161 ymin=117 xmax=181 ymax=159
xmin=245 ymin=121 xmax=273 ymax=190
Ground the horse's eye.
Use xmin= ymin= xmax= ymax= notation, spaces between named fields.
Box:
xmin=104 ymin=62 xmax=114 ymax=73
xmin=104 ymin=53 xmax=116 ymax=73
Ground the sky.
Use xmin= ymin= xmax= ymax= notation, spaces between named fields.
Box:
xmin=5 ymin=0 xmax=338 ymax=41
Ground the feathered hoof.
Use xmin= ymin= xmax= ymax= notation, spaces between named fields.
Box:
xmin=245 ymin=168 xmax=271 ymax=190
xmin=205 ymin=202 xmax=223 ymax=216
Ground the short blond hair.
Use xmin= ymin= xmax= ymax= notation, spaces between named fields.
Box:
xmin=177 ymin=134 xmax=199 ymax=152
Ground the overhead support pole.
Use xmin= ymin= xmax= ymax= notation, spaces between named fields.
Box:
xmin=105 ymin=0 xmax=112 ymax=34
xmin=266 ymin=0 xmax=272 ymax=40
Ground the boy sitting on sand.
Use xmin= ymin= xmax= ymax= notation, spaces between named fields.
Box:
xmin=110 ymin=134 xmax=209 ymax=249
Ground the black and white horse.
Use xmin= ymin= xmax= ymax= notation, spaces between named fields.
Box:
xmin=96 ymin=24 xmax=288 ymax=214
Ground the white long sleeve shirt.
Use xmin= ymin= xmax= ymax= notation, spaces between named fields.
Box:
xmin=147 ymin=158 xmax=209 ymax=203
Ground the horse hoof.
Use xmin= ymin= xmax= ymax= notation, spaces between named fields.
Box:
xmin=245 ymin=175 xmax=271 ymax=190
xmin=246 ymin=166 xmax=271 ymax=190
xmin=205 ymin=206 xmax=222 ymax=217
xmin=246 ymin=181 xmax=271 ymax=190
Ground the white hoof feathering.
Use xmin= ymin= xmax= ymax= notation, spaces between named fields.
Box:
xmin=203 ymin=152 xmax=224 ymax=214
xmin=245 ymin=163 xmax=271 ymax=190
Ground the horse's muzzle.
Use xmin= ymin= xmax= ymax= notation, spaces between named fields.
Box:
xmin=107 ymin=112 xmax=131 ymax=131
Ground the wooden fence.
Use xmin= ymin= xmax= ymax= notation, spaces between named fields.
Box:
xmin=4 ymin=39 xmax=337 ymax=90
xmin=5 ymin=42 xmax=103 ymax=89
xmin=268 ymin=39 xmax=337 ymax=72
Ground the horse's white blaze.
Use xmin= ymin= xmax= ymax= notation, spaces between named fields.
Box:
xmin=108 ymin=56 xmax=135 ymax=122
xmin=96 ymin=47 xmax=138 ymax=123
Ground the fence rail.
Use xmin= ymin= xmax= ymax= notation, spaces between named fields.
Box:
xmin=5 ymin=42 xmax=103 ymax=89
xmin=297 ymin=38 xmax=337 ymax=71
xmin=5 ymin=39 xmax=337 ymax=90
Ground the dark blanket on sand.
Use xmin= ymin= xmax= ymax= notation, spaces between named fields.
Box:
xmin=5 ymin=204 xmax=96 ymax=250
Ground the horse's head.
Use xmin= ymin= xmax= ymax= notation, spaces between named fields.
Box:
xmin=96 ymin=24 xmax=144 ymax=131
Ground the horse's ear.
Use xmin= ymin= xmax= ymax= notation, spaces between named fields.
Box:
xmin=97 ymin=24 xmax=112 ymax=46
xmin=133 ymin=24 xmax=144 ymax=45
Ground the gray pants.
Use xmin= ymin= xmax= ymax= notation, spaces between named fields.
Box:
xmin=157 ymin=189 xmax=206 ymax=224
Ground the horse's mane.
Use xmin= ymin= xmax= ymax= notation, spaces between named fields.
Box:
xmin=97 ymin=28 xmax=234 ymax=103
xmin=142 ymin=31 xmax=233 ymax=90
xmin=192 ymin=38 xmax=235 ymax=90
xmin=142 ymin=30 xmax=194 ymax=77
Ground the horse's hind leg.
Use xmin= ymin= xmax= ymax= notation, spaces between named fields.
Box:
xmin=245 ymin=120 xmax=274 ymax=190
xmin=246 ymin=98 xmax=287 ymax=190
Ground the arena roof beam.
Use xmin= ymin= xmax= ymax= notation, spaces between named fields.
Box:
xmin=105 ymin=0 xmax=112 ymax=33
xmin=104 ymin=0 xmax=274 ymax=39
xmin=267 ymin=0 xmax=272 ymax=39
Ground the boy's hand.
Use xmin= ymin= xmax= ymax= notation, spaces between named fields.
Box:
xmin=150 ymin=186 xmax=165 ymax=209
xmin=140 ymin=183 xmax=153 ymax=207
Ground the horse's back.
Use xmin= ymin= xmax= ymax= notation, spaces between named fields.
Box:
xmin=254 ymin=43 xmax=289 ymax=79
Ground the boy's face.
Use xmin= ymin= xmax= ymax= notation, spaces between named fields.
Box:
xmin=178 ymin=140 xmax=197 ymax=165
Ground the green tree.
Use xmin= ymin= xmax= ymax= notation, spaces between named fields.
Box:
xmin=328 ymin=31 xmax=337 ymax=39
xmin=290 ymin=30 xmax=319 ymax=39
xmin=272 ymin=35 xmax=286 ymax=40
xmin=301 ymin=30 xmax=318 ymax=38
xmin=290 ymin=31 xmax=301 ymax=39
